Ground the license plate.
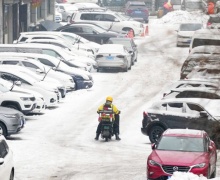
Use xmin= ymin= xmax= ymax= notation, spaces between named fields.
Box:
xmin=104 ymin=126 xmax=110 ymax=129
xmin=106 ymin=56 xmax=114 ymax=60
xmin=135 ymin=11 xmax=141 ymax=13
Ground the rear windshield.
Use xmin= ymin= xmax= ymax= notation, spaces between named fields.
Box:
xmin=192 ymin=39 xmax=220 ymax=48
xmin=208 ymin=16 xmax=220 ymax=23
xmin=180 ymin=24 xmax=202 ymax=31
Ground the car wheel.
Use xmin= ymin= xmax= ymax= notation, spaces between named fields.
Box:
xmin=0 ymin=122 xmax=7 ymax=137
xmin=9 ymin=169 xmax=14 ymax=180
xmin=128 ymin=62 xmax=132 ymax=70
xmin=149 ymin=126 xmax=165 ymax=143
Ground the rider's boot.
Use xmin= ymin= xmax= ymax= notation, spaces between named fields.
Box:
xmin=94 ymin=133 xmax=100 ymax=140
xmin=115 ymin=133 xmax=121 ymax=141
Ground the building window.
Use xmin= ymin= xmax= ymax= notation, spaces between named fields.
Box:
xmin=47 ymin=0 xmax=51 ymax=14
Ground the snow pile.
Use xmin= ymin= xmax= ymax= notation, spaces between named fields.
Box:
xmin=170 ymin=172 xmax=219 ymax=180
xmin=156 ymin=10 xmax=209 ymax=24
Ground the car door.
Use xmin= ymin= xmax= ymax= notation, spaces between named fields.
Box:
xmin=131 ymin=39 xmax=138 ymax=60
xmin=0 ymin=139 xmax=11 ymax=180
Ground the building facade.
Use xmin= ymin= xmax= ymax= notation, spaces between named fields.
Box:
xmin=0 ymin=0 xmax=55 ymax=44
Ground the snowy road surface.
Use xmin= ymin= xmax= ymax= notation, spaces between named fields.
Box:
xmin=7 ymin=20 xmax=220 ymax=180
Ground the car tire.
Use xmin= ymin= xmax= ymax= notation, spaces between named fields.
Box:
xmin=149 ymin=126 xmax=165 ymax=143
xmin=9 ymin=169 xmax=14 ymax=180
xmin=128 ymin=62 xmax=132 ymax=70
xmin=123 ymin=65 xmax=128 ymax=72
xmin=0 ymin=122 xmax=7 ymax=137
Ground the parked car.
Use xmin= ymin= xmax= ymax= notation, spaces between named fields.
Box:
xmin=69 ymin=9 xmax=145 ymax=37
xmin=56 ymin=3 xmax=78 ymax=22
xmin=95 ymin=44 xmax=132 ymax=72
xmin=162 ymin=79 xmax=220 ymax=97
xmin=125 ymin=1 xmax=149 ymax=23
xmin=0 ymin=78 xmax=46 ymax=114
xmin=186 ymin=64 xmax=220 ymax=81
xmin=0 ymin=106 xmax=25 ymax=137
xmin=0 ymin=83 xmax=36 ymax=115
xmin=55 ymin=23 xmax=121 ymax=44
xmin=0 ymin=44 xmax=94 ymax=90
xmin=0 ymin=135 xmax=15 ymax=179
xmin=55 ymin=8 xmax=62 ymax=23
xmin=147 ymin=129 xmax=217 ymax=179
xmin=180 ymin=54 xmax=220 ymax=79
xmin=176 ymin=23 xmax=203 ymax=47
xmin=189 ymin=29 xmax=220 ymax=52
xmin=0 ymin=57 xmax=75 ymax=93
xmin=206 ymin=14 xmax=220 ymax=29
xmin=141 ymin=98 xmax=220 ymax=148
xmin=163 ymin=87 xmax=220 ymax=100
xmin=15 ymin=32 xmax=96 ymax=56
xmin=107 ymin=37 xmax=138 ymax=65
xmin=0 ymin=66 xmax=59 ymax=108
xmin=189 ymin=45 xmax=220 ymax=55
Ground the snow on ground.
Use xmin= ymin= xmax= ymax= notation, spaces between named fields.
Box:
xmin=5 ymin=11 xmax=220 ymax=180
xmin=170 ymin=172 xmax=219 ymax=180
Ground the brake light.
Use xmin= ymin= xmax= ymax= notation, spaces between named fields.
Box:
xmin=116 ymin=55 xmax=124 ymax=58
xmin=143 ymin=111 xmax=148 ymax=117
xmin=96 ymin=55 xmax=103 ymax=58
xmin=207 ymin=22 xmax=212 ymax=26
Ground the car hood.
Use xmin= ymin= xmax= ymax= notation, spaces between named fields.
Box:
xmin=178 ymin=31 xmax=195 ymax=37
xmin=5 ymin=90 xmax=34 ymax=98
xmin=150 ymin=150 xmax=208 ymax=166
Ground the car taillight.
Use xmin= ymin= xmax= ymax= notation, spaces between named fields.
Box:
xmin=207 ymin=22 xmax=212 ymax=26
xmin=96 ymin=55 xmax=103 ymax=58
xmin=116 ymin=55 xmax=124 ymax=58
xmin=143 ymin=111 xmax=148 ymax=117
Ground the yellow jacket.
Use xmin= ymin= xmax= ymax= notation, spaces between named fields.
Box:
xmin=97 ymin=103 xmax=120 ymax=120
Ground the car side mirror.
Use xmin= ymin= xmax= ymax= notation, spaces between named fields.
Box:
xmin=200 ymin=111 xmax=208 ymax=117
xmin=0 ymin=158 xmax=4 ymax=165
xmin=15 ymin=81 xmax=22 ymax=86
xmin=151 ymin=143 xmax=156 ymax=150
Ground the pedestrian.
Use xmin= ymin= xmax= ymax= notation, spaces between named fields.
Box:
xmin=208 ymin=0 xmax=215 ymax=14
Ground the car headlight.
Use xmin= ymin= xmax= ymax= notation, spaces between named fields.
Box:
xmin=4 ymin=114 xmax=16 ymax=118
xmin=20 ymin=97 xmax=31 ymax=101
xmin=149 ymin=160 xmax=160 ymax=166
xmin=193 ymin=163 xmax=206 ymax=168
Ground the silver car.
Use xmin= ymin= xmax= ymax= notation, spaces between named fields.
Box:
xmin=95 ymin=44 xmax=132 ymax=72
xmin=56 ymin=3 xmax=78 ymax=22
xmin=0 ymin=106 xmax=25 ymax=137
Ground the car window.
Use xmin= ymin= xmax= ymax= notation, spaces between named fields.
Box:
xmin=94 ymin=14 xmax=103 ymax=21
xmin=186 ymin=103 xmax=204 ymax=112
xmin=167 ymin=103 xmax=183 ymax=112
xmin=80 ymin=13 xmax=96 ymax=20
xmin=61 ymin=27 xmax=81 ymax=33
xmin=42 ymin=49 xmax=59 ymax=58
xmin=0 ymin=140 xmax=8 ymax=158
xmin=82 ymin=27 xmax=94 ymax=34
xmin=19 ymin=37 xmax=28 ymax=42
xmin=103 ymin=14 xmax=115 ymax=21
xmin=192 ymin=39 xmax=220 ymax=49
xmin=38 ymin=58 xmax=56 ymax=67
xmin=0 ymin=72 xmax=30 ymax=85
xmin=22 ymin=61 xmax=39 ymax=69
xmin=2 ymin=60 xmax=19 ymax=65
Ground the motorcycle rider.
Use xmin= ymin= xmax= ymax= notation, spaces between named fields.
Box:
xmin=95 ymin=96 xmax=121 ymax=141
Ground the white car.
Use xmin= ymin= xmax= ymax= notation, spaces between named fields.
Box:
xmin=0 ymin=57 xmax=75 ymax=92
xmin=15 ymin=32 xmax=96 ymax=57
xmin=176 ymin=23 xmax=203 ymax=47
xmin=70 ymin=10 xmax=145 ymax=36
xmin=0 ymin=135 xmax=14 ymax=180
xmin=2 ymin=65 xmax=67 ymax=99
xmin=0 ymin=78 xmax=46 ymax=114
xmin=189 ymin=45 xmax=220 ymax=55
xmin=95 ymin=44 xmax=132 ymax=72
xmin=0 ymin=66 xmax=58 ymax=108
xmin=55 ymin=8 xmax=63 ymax=23
xmin=0 ymin=83 xmax=37 ymax=115
xmin=56 ymin=3 xmax=78 ymax=22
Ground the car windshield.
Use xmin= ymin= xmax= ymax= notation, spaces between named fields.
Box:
xmin=0 ymin=84 xmax=9 ymax=93
xmin=156 ymin=136 xmax=204 ymax=152
xmin=185 ymin=2 xmax=202 ymax=9
xmin=192 ymin=39 xmax=220 ymax=49
xmin=180 ymin=24 xmax=202 ymax=31
xmin=109 ymin=39 xmax=132 ymax=49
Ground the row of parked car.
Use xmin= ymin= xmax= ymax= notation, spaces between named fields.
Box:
xmin=142 ymin=27 xmax=220 ymax=179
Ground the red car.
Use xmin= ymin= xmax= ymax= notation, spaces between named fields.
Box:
xmin=147 ymin=129 xmax=217 ymax=180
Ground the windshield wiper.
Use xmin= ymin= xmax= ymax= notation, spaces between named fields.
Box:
xmin=42 ymin=66 xmax=51 ymax=81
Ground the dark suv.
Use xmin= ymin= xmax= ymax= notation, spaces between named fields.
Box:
xmin=141 ymin=98 xmax=220 ymax=148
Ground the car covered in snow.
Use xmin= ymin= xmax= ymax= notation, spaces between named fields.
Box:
xmin=141 ymin=98 xmax=220 ymax=148
xmin=95 ymin=44 xmax=132 ymax=72
xmin=147 ymin=129 xmax=217 ymax=179
xmin=189 ymin=45 xmax=220 ymax=55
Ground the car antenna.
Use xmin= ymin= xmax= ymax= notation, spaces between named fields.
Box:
xmin=42 ymin=66 xmax=51 ymax=81
xmin=107 ymin=22 xmax=114 ymax=32
xmin=10 ymin=81 xmax=15 ymax=91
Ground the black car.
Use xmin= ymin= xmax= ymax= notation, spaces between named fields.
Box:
xmin=141 ymin=98 xmax=220 ymax=148
xmin=55 ymin=24 xmax=122 ymax=44
xmin=107 ymin=37 xmax=138 ymax=65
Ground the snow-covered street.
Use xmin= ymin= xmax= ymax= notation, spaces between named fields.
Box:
xmin=6 ymin=16 xmax=220 ymax=180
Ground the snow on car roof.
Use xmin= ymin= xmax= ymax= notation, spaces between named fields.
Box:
xmin=171 ymin=87 xmax=220 ymax=93
xmin=98 ymin=44 xmax=125 ymax=54
xmin=163 ymin=129 xmax=205 ymax=137
xmin=186 ymin=54 xmax=220 ymax=60
xmin=190 ymin=45 xmax=220 ymax=53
